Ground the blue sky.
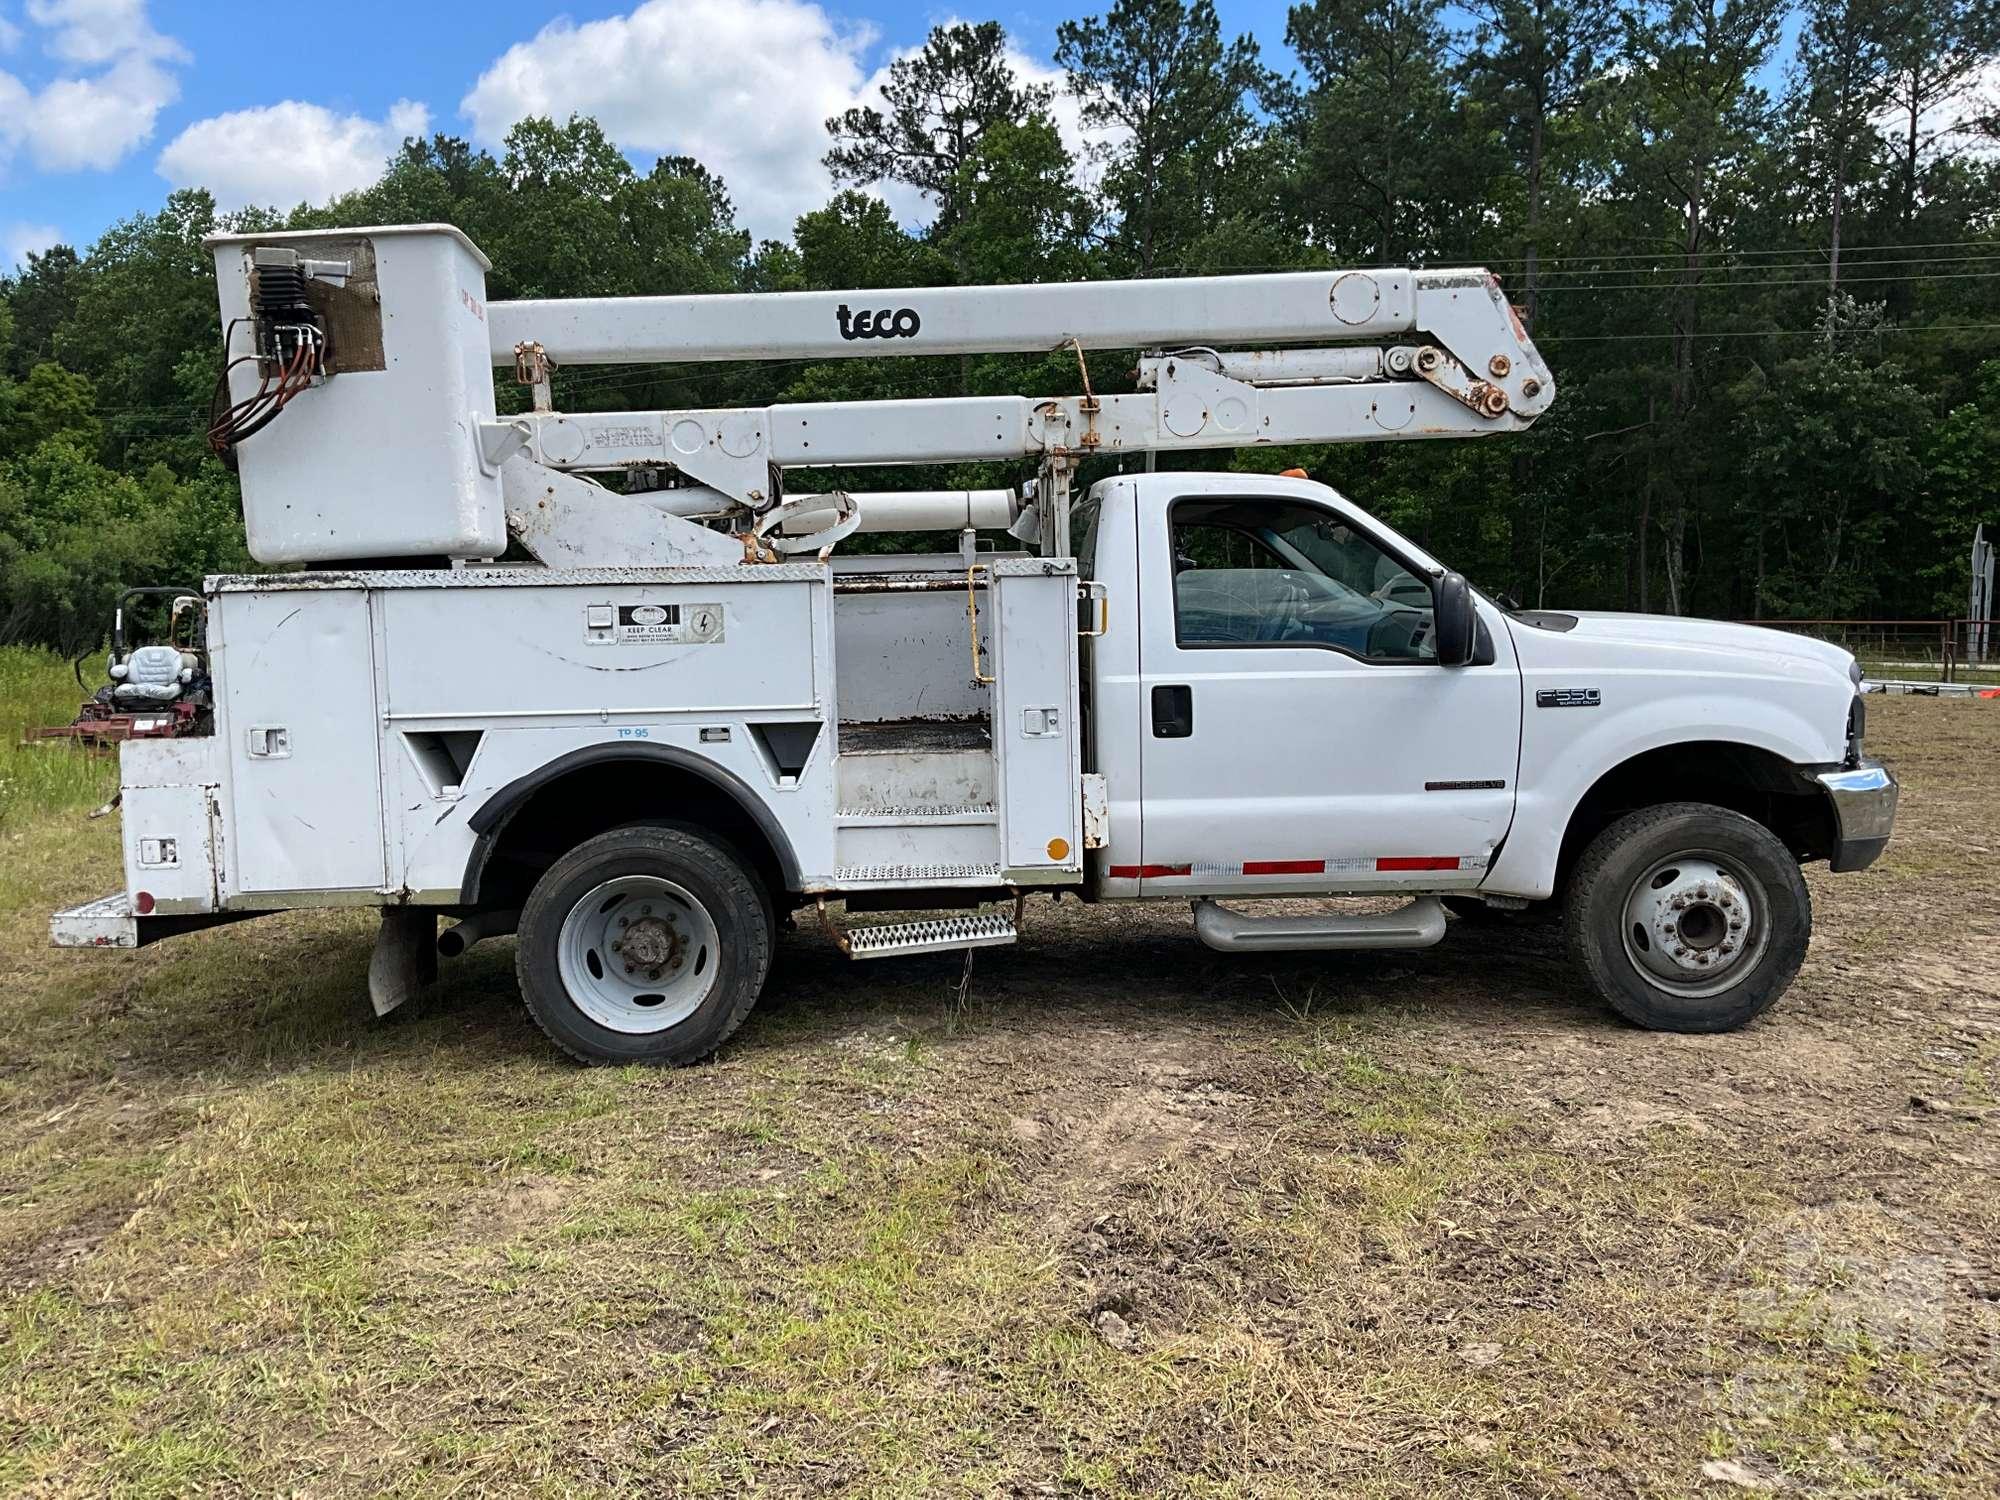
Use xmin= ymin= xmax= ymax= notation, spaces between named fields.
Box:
xmin=0 ymin=0 xmax=1304 ymax=265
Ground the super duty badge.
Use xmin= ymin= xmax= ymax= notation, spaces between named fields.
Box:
xmin=1536 ymin=687 xmax=1601 ymax=708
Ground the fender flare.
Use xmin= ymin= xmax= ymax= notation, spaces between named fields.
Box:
xmin=459 ymin=743 xmax=803 ymax=903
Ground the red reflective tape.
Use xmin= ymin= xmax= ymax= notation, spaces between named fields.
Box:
xmin=1243 ymin=859 xmax=1326 ymax=875
xmin=1109 ymin=863 xmax=1192 ymax=878
xmin=1376 ymin=856 xmax=1461 ymax=871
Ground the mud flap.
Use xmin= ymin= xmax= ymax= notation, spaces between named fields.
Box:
xmin=368 ymin=907 xmax=437 ymax=1017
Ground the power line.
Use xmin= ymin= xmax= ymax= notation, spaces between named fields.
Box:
xmin=1537 ymin=321 xmax=2000 ymax=343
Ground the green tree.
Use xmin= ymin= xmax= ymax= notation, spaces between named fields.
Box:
xmin=54 ymin=191 xmax=223 ymax=471
xmin=1793 ymin=0 xmax=1899 ymax=306
xmin=1736 ymin=350 xmax=1930 ymax=616
xmin=0 ymin=363 xmax=103 ymax=459
xmin=1056 ymin=0 xmax=1267 ymax=272
xmin=1282 ymin=0 xmax=1499 ymax=261
xmin=1462 ymin=0 xmax=1619 ymax=328
xmin=1613 ymin=0 xmax=1785 ymax=611
xmin=825 ymin=22 xmax=1054 ymax=231
xmin=938 ymin=117 xmax=1097 ymax=284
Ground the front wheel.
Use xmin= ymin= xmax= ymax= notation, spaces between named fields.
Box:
xmin=516 ymin=824 xmax=772 ymax=1064
xmin=1565 ymin=803 xmax=1811 ymax=1033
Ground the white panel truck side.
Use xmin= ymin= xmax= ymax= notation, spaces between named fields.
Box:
xmin=53 ymin=224 xmax=1897 ymax=1063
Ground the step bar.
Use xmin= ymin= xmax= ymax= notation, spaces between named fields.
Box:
xmin=1191 ymin=896 xmax=1446 ymax=953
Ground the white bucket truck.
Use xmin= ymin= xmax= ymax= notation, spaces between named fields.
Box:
xmin=51 ymin=224 xmax=1897 ymax=1063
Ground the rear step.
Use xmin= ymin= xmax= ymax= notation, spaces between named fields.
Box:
xmin=837 ymin=910 xmax=1019 ymax=960
xmin=1192 ymin=895 xmax=1446 ymax=952
xmin=51 ymin=892 xmax=139 ymax=948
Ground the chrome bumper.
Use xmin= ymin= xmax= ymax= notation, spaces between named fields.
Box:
xmin=1816 ymin=759 xmax=1898 ymax=872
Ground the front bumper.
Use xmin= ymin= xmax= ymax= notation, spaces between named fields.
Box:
xmin=1815 ymin=759 xmax=1898 ymax=872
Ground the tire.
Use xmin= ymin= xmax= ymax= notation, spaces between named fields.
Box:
xmin=1564 ymin=802 xmax=1811 ymax=1033
xmin=516 ymin=823 xmax=772 ymax=1065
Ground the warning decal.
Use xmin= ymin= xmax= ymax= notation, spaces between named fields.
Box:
xmin=616 ymin=602 xmax=725 ymax=644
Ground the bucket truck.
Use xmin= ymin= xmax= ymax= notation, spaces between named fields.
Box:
xmin=51 ymin=224 xmax=1896 ymax=1062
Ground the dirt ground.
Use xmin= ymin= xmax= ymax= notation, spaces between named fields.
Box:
xmin=2 ymin=697 xmax=1997 ymax=1497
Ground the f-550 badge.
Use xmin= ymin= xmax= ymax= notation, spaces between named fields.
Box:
xmin=837 ymin=304 xmax=922 ymax=340
xmin=1536 ymin=687 xmax=1602 ymax=708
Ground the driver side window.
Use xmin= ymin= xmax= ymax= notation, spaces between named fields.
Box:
xmin=1170 ymin=497 xmax=1436 ymax=662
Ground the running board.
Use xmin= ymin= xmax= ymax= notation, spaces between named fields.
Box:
xmin=1192 ymin=896 xmax=1446 ymax=952
xmin=838 ymin=910 xmax=1019 ymax=960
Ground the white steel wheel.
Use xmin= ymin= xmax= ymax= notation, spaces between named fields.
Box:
xmin=516 ymin=823 xmax=773 ymax=1065
xmin=1565 ymin=802 xmax=1811 ymax=1034
xmin=1618 ymin=854 xmax=1770 ymax=1001
xmin=557 ymin=875 xmax=721 ymax=1033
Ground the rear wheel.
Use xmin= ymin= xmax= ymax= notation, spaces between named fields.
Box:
xmin=1565 ymin=802 xmax=1810 ymax=1033
xmin=517 ymin=824 xmax=771 ymax=1064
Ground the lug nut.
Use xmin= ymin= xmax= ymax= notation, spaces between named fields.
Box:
xmin=617 ymin=916 xmax=628 ymax=928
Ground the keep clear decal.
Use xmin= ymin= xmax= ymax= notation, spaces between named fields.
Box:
xmin=617 ymin=602 xmax=724 ymax=644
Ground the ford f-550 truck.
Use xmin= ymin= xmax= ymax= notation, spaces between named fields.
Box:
xmin=51 ymin=224 xmax=1897 ymax=1064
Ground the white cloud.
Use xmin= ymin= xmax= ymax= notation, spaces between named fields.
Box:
xmin=155 ymin=98 xmax=432 ymax=211
xmin=24 ymin=0 xmax=181 ymax=67
xmin=0 ymin=0 xmax=185 ymax=173
xmin=460 ymin=0 xmax=1110 ymax=242
xmin=463 ymin=0 xmax=878 ymax=241
xmin=3 ymin=219 xmax=62 ymax=268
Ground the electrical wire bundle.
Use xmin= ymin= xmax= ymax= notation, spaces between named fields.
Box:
xmin=205 ymin=317 xmax=324 ymax=458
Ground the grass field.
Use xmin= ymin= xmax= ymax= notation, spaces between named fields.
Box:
xmin=2 ymin=648 xmax=1996 ymax=1496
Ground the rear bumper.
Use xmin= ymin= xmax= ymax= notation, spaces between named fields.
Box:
xmin=1815 ymin=759 xmax=1898 ymax=872
xmin=51 ymin=893 xmax=260 ymax=949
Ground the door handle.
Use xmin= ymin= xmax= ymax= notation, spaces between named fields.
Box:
xmin=1151 ymin=684 xmax=1193 ymax=738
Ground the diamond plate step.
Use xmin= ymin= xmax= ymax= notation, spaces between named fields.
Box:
xmin=835 ymin=803 xmax=997 ymax=825
xmin=50 ymin=892 xmax=138 ymax=948
xmin=843 ymin=910 xmax=1019 ymax=960
xmin=835 ymin=862 xmax=1003 ymax=885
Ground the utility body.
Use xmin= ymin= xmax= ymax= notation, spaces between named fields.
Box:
xmin=51 ymin=224 xmax=1898 ymax=1060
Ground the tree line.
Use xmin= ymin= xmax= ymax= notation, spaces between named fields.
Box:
xmin=3 ymin=0 xmax=1997 ymax=652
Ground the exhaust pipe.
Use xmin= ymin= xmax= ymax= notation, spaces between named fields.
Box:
xmin=437 ymin=908 xmax=520 ymax=958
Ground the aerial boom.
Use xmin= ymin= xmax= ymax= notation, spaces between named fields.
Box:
xmin=202 ymin=224 xmax=1555 ymax=567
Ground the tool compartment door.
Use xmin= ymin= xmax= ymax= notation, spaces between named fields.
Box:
xmin=991 ymin=560 xmax=1083 ymax=878
xmin=216 ymin=588 xmax=386 ymax=894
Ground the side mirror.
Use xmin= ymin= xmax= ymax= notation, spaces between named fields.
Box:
xmin=1434 ymin=571 xmax=1478 ymax=667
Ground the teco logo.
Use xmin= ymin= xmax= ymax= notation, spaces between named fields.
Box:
xmin=836 ymin=303 xmax=922 ymax=341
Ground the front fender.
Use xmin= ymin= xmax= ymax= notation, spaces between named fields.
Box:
xmin=1485 ymin=680 xmax=1841 ymax=900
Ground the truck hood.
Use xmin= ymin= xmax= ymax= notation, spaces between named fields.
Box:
xmin=1513 ymin=610 xmax=1857 ymax=681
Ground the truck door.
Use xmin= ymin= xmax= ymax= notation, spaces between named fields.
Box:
xmin=1134 ymin=488 xmax=1521 ymax=893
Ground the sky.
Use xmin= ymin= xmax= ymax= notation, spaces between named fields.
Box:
xmin=0 ymin=0 xmax=1306 ymax=268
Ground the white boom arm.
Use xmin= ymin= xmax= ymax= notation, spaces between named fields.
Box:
xmin=200 ymin=226 xmax=1553 ymax=566
xmin=478 ymin=267 xmax=1554 ymax=546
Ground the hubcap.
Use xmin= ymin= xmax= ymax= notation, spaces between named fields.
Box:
xmin=1621 ymin=854 xmax=1767 ymax=998
xmin=557 ymin=875 xmax=720 ymax=1033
